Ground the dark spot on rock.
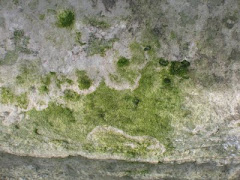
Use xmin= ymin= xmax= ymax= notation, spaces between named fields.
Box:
xmin=163 ymin=78 xmax=171 ymax=85
xmin=159 ymin=58 xmax=169 ymax=66
xmin=229 ymin=49 xmax=240 ymax=62
xmin=222 ymin=16 xmax=238 ymax=29
xmin=132 ymin=97 xmax=140 ymax=107
xmin=144 ymin=46 xmax=151 ymax=51
xmin=102 ymin=0 xmax=116 ymax=12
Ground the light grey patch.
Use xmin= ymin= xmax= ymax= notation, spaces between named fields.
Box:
xmin=179 ymin=12 xmax=198 ymax=27
xmin=0 ymin=51 xmax=18 ymax=66
xmin=207 ymin=0 xmax=225 ymax=7
xmin=229 ymin=49 xmax=240 ymax=62
xmin=186 ymin=0 xmax=202 ymax=8
xmin=28 ymin=0 xmax=39 ymax=10
xmin=0 ymin=17 xmax=5 ymax=27
xmin=102 ymin=0 xmax=117 ymax=12
xmin=222 ymin=16 xmax=238 ymax=29
xmin=91 ymin=0 xmax=98 ymax=8
xmin=232 ymin=31 xmax=240 ymax=41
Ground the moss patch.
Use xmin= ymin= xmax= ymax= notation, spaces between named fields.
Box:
xmin=117 ymin=57 xmax=130 ymax=67
xmin=0 ymin=51 xmax=18 ymax=66
xmin=76 ymin=70 xmax=92 ymax=90
xmin=8 ymin=58 xmax=191 ymax=157
xmin=0 ymin=87 xmax=28 ymax=109
xmin=170 ymin=60 xmax=190 ymax=77
xmin=56 ymin=9 xmax=75 ymax=28
xmin=85 ymin=17 xmax=110 ymax=29
xmin=84 ymin=126 xmax=163 ymax=158
xmin=87 ymin=34 xmax=117 ymax=56
xmin=82 ymin=61 xmax=190 ymax=148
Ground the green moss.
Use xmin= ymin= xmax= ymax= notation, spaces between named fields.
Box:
xmin=39 ymin=14 xmax=45 ymax=20
xmin=11 ymin=57 xmax=191 ymax=157
xmin=84 ymin=128 xmax=159 ymax=158
xmin=16 ymin=61 xmax=40 ymax=85
xmin=141 ymin=28 xmax=161 ymax=49
xmin=75 ymin=31 xmax=86 ymax=45
xmin=13 ymin=29 xmax=32 ymax=54
xmin=86 ymin=17 xmax=110 ymax=29
xmin=117 ymin=57 xmax=130 ymax=67
xmin=87 ymin=34 xmax=117 ymax=56
xmin=159 ymin=58 xmax=169 ymax=66
xmin=76 ymin=70 xmax=92 ymax=90
xmin=64 ymin=89 xmax=81 ymax=101
xmin=27 ymin=103 xmax=78 ymax=138
xmin=13 ymin=29 xmax=24 ymax=44
xmin=56 ymin=9 xmax=75 ymax=28
xmin=41 ymin=75 xmax=51 ymax=87
xmin=170 ymin=31 xmax=177 ymax=39
xmin=38 ymin=85 xmax=49 ymax=94
xmin=129 ymin=42 xmax=145 ymax=64
xmin=0 ymin=87 xmax=28 ymax=109
xmin=170 ymin=60 xmax=190 ymax=77
xmin=13 ymin=0 xmax=19 ymax=5
xmin=144 ymin=45 xmax=151 ymax=51
xmin=16 ymin=93 xmax=28 ymax=109
xmin=82 ymin=62 xmax=188 ymax=148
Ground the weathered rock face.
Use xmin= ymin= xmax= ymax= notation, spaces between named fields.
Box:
xmin=0 ymin=0 xmax=240 ymax=178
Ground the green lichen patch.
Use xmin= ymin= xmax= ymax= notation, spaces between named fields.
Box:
xmin=0 ymin=87 xmax=28 ymax=109
xmin=87 ymin=34 xmax=117 ymax=56
xmin=56 ymin=9 xmax=75 ymax=28
xmin=85 ymin=17 xmax=110 ymax=29
xmin=76 ymin=70 xmax=92 ymax=90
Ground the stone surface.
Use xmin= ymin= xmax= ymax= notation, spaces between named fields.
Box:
xmin=0 ymin=0 xmax=240 ymax=179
